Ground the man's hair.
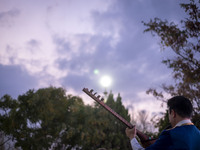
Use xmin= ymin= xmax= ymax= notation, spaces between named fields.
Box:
xmin=167 ymin=96 xmax=193 ymax=118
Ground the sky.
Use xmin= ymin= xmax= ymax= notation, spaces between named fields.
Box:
xmin=0 ymin=0 xmax=188 ymax=117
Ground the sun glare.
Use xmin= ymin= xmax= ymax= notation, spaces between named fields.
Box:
xmin=100 ymin=75 xmax=112 ymax=87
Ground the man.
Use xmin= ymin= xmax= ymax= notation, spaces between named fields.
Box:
xmin=125 ymin=96 xmax=200 ymax=150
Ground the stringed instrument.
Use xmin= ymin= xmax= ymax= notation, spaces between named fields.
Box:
xmin=82 ymin=88 xmax=156 ymax=148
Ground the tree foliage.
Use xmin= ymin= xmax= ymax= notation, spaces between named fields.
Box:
xmin=0 ymin=87 xmax=131 ymax=149
xmin=102 ymin=92 xmax=131 ymax=150
xmin=143 ymin=0 xmax=200 ymax=129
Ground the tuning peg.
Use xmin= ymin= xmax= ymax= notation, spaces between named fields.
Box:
xmin=101 ymin=98 xmax=104 ymax=101
xmin=90 ymin=89 xmax=94 ymax=93
xmin=94 ymin=92 xmax=97 ymax=96
xmin=97 ymin=95 xmax=101 ymax=99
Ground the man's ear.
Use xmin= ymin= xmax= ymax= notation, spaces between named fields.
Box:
xmin=171 ymin=109 xmax=176 ymax=118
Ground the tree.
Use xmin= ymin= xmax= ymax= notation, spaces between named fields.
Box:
xmin=88 ymin=91 xmax=131 ymax=150
xmin=0 ymin=88 xmax=131 ymax=149
xmin=137 ymin=110 xmax=150 ymax=132
xmin=0 ymin=87 xmax=86 ymax=149
xmin=59 ymin=91 xmax=131 ymax=150
xmin=143 ymin=0 xmax=200 ymax=129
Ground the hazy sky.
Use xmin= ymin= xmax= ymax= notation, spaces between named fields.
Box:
xmin=0 ymin=0 xmax=188 ymax=115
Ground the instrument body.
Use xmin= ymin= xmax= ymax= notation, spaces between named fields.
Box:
xmin=83 ymin=88 xmax=156 ymax=148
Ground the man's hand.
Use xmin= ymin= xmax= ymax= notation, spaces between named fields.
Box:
xmin=125 ymin=126 xmax=137 ymax=140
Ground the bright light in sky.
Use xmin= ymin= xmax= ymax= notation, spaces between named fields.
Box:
xmin=100 ymin=75 xmax=112 ymax=87
xmin=93 ymin=69 xmax=99 ymax=75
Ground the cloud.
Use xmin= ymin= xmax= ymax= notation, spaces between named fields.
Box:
xmin=27 ymin=39 xmax=41 ymax=47
xmin=0 ymin=0 xmax=184 ymax=115
xmin=0 ymin=8 xmax=20 ymax=27
xmin=0 ymin=0 xmax=113 ymax=91
xmin=0 ymin=65 xmax=37 ymax=98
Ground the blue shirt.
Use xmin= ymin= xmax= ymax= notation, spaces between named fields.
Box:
xmin=146 ymin=124 xmax=200 ymax=150
xmin=131 ymin=120 xmax=200 ymax=150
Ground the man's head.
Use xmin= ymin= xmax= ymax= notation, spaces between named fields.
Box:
xmin=167 ymin=96 xmax=193 ymax=127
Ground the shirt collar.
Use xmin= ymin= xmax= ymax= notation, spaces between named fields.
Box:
xmin=175 ymin=119 xmax=192 ymax=127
